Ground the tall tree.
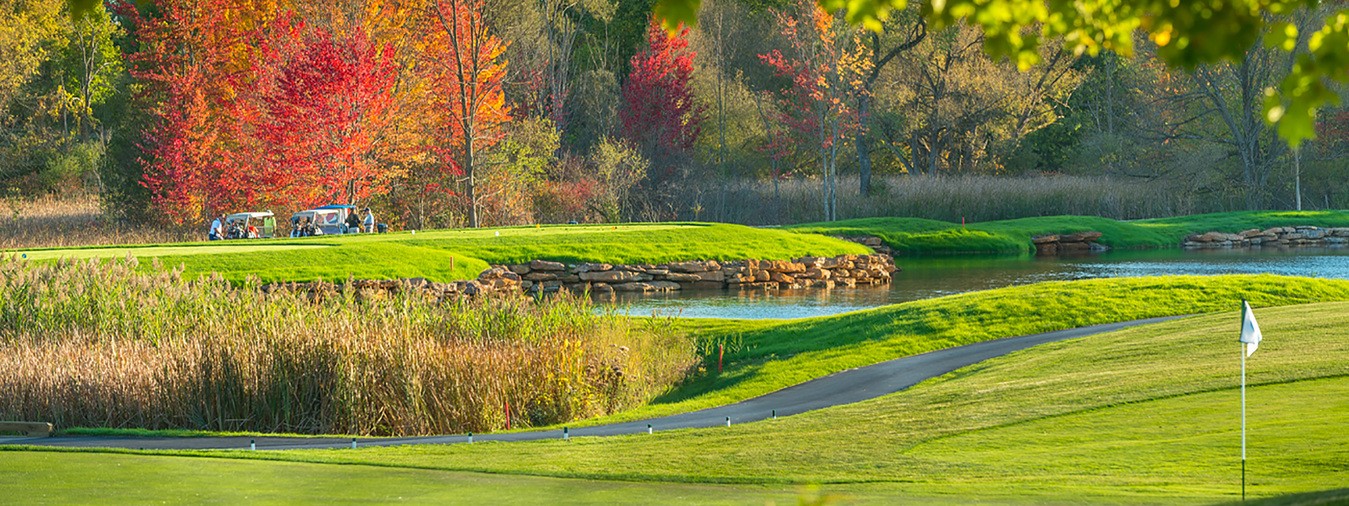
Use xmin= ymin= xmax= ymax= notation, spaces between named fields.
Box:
xmin=854 ymin=11 xmax=924 ymax=195
xmin=118 ymin=0 xmax=278 ymax=222
xmin=426 ymin=0 xmax=512 ymax=228
xmin=620 ymin=18 xmax=704 ymax=182
xmin=759 ymin=0 xmax=871 ymax=221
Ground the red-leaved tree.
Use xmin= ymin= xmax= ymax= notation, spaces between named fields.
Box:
xmin=620 ymin=19 xmax=704 ymax=181
xmin=256 ymin=15 xmax=399 ymax=209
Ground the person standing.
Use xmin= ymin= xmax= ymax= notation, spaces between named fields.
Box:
xmin=345 ymin=210 xmax=362 ymax=234
xmin=362 ymin=207 xmax=375 ymax=234
xmin=208 ymin=214 xmax=225 ymax=241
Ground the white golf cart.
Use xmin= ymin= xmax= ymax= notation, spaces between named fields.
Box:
xmin=224 ymin=211 xmax=276 ymax=239
xmin=290 ymin=205 xmax=358 ymax=237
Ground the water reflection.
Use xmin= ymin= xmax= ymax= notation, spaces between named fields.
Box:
xmin=609 ymin=247 xmax=1349 ymax=320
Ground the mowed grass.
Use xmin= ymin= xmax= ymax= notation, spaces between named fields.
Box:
xmin=787 ymin=210 xmax=1349 ymax=255
xmin=0 ymin=450 xmax=834 ymax=505
xmin=569 ymin=275 xmax=1349 ymax=425
xmin=159 ymin=300 xmax=1348 ymax=503
xmin=4 ymin=223 xmax=869 ymax=283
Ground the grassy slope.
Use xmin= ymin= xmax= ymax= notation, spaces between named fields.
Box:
xmin=6 ymin=223 xmax=869 ymax=283
xmin=12 ymin=300 xmax=1345 ymax=504
xmin=211 ymin=301 xmax=1349 ymax=501
xmin=564 ymin=275 xmax=1349 ymax=426
xmin=787 ymin=210 xmax=1349 ymax=255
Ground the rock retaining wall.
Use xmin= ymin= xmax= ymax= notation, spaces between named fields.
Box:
xmin=1183 ymin=226 xmax=1349 ymax=249
xmin=262 ymin=254 xmax=899 ymax=300
xmin=493 ymin=254 xmax=898 ymax=297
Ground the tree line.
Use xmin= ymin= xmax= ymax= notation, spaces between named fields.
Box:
xmin=1 ymin=0 xmax=1346 ymax=228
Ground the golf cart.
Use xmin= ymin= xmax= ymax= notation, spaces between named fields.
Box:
xmin=290 ymin=205 xmax=358 ymax=236
xmin=224 ymin=211 xmax=276 ymax=239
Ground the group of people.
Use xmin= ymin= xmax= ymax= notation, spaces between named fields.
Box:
xmin=208 ymin=207 xmax=377 ymax=241
xmin=346 ymin=207 xmax=376 ymax=234
xmin=290 ymin=217 xmax=325 ymax=237
xmin=207 ymin=214 xmax=261 ymax=240
xmin=286 ymin=207 xmax=376 ymax=238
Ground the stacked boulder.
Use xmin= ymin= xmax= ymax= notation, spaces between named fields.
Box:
xmin=1183 ymin=226 xmax=1349 ymax=249
xmin=500 ymin=254 xmax=898 ymax=296
xmin=1031 ymin=231 xmax=1107 ymax=256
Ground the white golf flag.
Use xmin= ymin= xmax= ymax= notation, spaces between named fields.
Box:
xmin=1241 ymin=300 xmax=1262 ymax=357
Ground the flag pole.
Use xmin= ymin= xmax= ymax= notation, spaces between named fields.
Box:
xmin=1240 ymin=300 xmax=1248 ymax=502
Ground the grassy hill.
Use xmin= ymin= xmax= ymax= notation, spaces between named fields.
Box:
xmin=787 ymin=210 xmax=1349 ymax=255
xmin=7 ymin=223 xmax=871 ymax=284
xmin=568 ymin=275 xmax=1349 ymax=425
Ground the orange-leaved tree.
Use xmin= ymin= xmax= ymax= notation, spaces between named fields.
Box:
xmin=422 ymin=0 xmax=511 ymax=228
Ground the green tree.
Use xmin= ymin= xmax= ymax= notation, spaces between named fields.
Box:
xmin=654 ymin=0 xmax=1349 ymax=146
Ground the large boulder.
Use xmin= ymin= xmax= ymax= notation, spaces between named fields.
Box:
xmin=530 ymin=259 xmax=567 ymax=272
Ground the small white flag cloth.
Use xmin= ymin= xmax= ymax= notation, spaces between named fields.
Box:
xmin=1241 ymin=300 xmax=1262 ymax=357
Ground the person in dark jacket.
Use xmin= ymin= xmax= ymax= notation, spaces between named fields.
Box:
xmin=345 ymin=210 xmax=362 ymax=234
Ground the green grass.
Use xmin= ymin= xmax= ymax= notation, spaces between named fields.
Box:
xmin=787 ymin=210 xmax=1349 ymax=255
xmin=11 ymin=298 xmax=1347 ymax=504
xmin=565 ymin=275 xmax=1349 ymax=426
xmin=0 ymin=450 xmax=843 ymax=505
xmin=5 ymin=223 xmax=869 ymax=283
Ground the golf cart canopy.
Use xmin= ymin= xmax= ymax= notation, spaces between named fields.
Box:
xmin=226 ymin=211 xmax=274 ymax=222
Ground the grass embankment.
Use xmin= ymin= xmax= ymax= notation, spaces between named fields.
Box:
xmin=8 ymin=297 xmax=1346 ymax=503
xmin=0 ymin=257 xmax=694 ymax=435
xmin=8 ymin=223 xmax=870 ymax=283
xmin=788 ymin=210 xmax=1349 ymax=255
xmin=568 ymin=274 xmax=1349 ymax=425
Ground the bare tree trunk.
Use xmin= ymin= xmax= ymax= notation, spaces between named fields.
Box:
xmin=856 ymin=93 xmax=873 ymax=195
xmin=467 ymin=125 xmax=478 ymax=228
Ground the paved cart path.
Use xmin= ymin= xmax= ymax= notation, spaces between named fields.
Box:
xmin=4 ymin=316 xmax=1180 ymax=451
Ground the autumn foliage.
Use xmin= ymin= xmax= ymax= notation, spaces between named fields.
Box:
xmin=621 ymin=19 xmax=703 ymax=178
xmin=257 ymin=15 xmax=398 ymax=209
xmin=758 ymin=1 xmax=871 ymax=221
xmin=119 ymin=0 xmax=277 ymax=222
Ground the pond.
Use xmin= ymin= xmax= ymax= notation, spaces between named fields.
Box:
xmin=610 ymin=247 xmax=1349 ymax=320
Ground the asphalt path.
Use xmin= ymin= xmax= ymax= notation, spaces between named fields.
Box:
xmin=5 ymin=316 xmax=1181 ymax=451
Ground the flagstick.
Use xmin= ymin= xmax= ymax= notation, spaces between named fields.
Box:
xmin=1241 ymin=339 xmax=1247 ymax=503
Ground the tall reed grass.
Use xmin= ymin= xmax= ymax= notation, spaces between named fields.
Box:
xmin=685 ymin=175 xmax=1218 ymax=225
xmin=0 ymin=195 xmax=195 ymax=249
xmin=0 ymin=256 xmax=695 ymax=435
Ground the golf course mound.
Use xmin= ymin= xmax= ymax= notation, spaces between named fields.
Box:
xmin=5 ymin=223 xmax=872 ymax=284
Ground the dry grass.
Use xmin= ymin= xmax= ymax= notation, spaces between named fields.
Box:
xmin=0 ymin=195 xmax=195 ymax=250
xmin=0 ymin=256 xmax=696 ymax=436
xmin=686 ymin=174 xmax=1214 ymax=225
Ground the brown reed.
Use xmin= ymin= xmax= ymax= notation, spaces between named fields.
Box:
xmin=0 ymin=256 xmax=695 ymax=435
xmin=0 ymin=195 xmax=195 ymax=250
